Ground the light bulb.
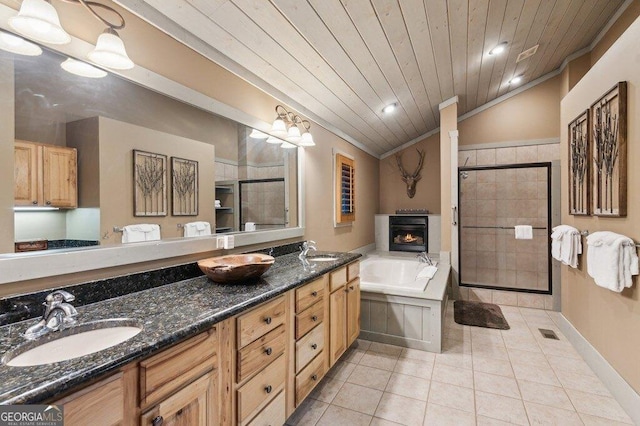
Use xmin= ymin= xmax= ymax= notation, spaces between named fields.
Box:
xmin=382 ymin=103 xmax=396 ymax=114
xmin=286 ymin=125 xmax=302 ymax=142
xmin=270 ymin=118 xmax=288 ymax=137
xmin=299 ymin=131 xmax=315 ymax=147
xmin=489 ymin=42 xmax=508 ymax=55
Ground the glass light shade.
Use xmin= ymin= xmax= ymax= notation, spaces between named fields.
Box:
xmin=266 ymin=136 xmax=282 ymax=144
xmin=0 ymin=32 xmax=42 ymax=56
xmin=61 ymin=58 xmax=107 ymax=79
xmin=280 ymin=141 xmax=297 ymax=149
xmin=285 ymin=125 xmax=301 ymax=142
xmin=269 ymin=118 xmax=288 ymax=137
xmin=249 ymin=129 xmax=269 ymax=139
xmin=9 ymin=0 xmax=71 ymax=45
xmin=88 ymin=29 xmax=134 ymax=70
xmin=299 ymin=131 xmax=315 ymax=147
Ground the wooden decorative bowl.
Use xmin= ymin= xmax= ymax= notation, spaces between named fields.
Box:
xmin=197 ymin=253 xmax=275 ymax=283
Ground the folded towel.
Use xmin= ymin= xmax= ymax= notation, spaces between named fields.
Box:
xmin=515 ymin=225 xmax=533 ymax=240
xmin=586 ymin=231 xmax=639 ymax=292
xmin=550 ymin=225 xmax=581 ymax=268
xmin=184 ymin=221 xmax=211 ymax=237
xmin=122 ymin=224 xmax=161 ymax=243
xmin=417 ymin=265 xmax=438 ymax=280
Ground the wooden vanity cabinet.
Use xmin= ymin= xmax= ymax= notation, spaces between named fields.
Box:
xmin=329 ymin=262 xmax=361 ymax=366
xmin=14 ymin=140 xmax=77 ymax=208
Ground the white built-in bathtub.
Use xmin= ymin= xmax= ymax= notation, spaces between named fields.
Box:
xmin=358 ymin=252 xmax=450 ymax=352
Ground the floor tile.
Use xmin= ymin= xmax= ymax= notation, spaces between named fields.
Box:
xmin=474 ymin=371 xmax=520 ymax=398
xmin=354 ymin=339 xmax=372 ymax=351
xmin=374 ymin=392 xmax=426 ymax=425
xmin=517 ymin=379 xmax=573 ymax=410
xmin=316 ymin=405 xmax=372 ymax=426
xmin=475 ymin=391 xmax=529 ymax=425
xmin=423 ymin=403 xmax=475 ymax=426
xmin=538 ymin=339 xmax=581 ymax=359
xmin=286 ymin=397 xmax=329 ymax=426
xmin=566 ymin=388 xmax=633 ymax=423
xmin=385 ymin=372 xmax=430 ymax=401
xmin=370 ymin=418 xmax=403 ymax=426
xmin=475 ymin=415 xmax=516 ymax=425
xmin=331 ymin=382 xmax=383 ymax=415
xmin=368 ymin=342 xmax=403 ymax=356
xmin=471 ymin=341 xmax=510 ymax=361
xmin=579 ymin=412 xmax=635 ymax=425
xmin=400 ymin=347 xmax=436 ymax=363
xmin=472 ymin=355 xmax=514 ymax=377
xmin=435 ymin=351 xmax=474 ymax=370
xmin=431 ymin=363 xmax=474 ymax=388
xmin=546 ymin=353 xmax=594 ymax=376
xmin=325 ymin=360 xmax=356 ymax=381
xmin=554 ymin=370 xmax=612 ymax=397
xmin=308 ymin=376 xmax=344 ymax=403
xmin=512 ymin=362 xmax=560 ymax=386
xmin=442 ymin=337 xmax=472 ymax=353
xmin=507 ymin=348 xmax=548 ymax=368
xmin=471 ymin=331 xmax=505 ymax=346
xmin=342 ymin=347 xmax=366 ymax=364
xmin=394 ymin=357 xmax=433 ymax=379
xmin=347 ymin=364 xmax=392 ymax=390
xmin=360 ymin=351 xmax=398 ymax=371
xmin=427 ymin=381 xmax=475 ymax=413
xmin=524 ymin=401 xmax=583 ymax=425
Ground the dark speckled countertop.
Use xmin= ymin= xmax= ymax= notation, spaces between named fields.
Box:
xmin=0 ymin=251 xmax=360 ymax=404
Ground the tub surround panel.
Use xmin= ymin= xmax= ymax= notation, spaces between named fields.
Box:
xmin=0 ymin=250 xmax=360 ymax=404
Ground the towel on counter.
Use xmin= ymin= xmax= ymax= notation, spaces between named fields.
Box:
xmin=122 ymin=224 xmax=161 ymax=243
xmin=586 ymin=231 xmax=639 ymax=292
xmin=417 ymin=264 xmax=438 ymax=280
xmin=514 ymin=225 xmax=533 ymax=240
xmin=184 ymin=221 xmax=212 ymax=237
xmin=551 ymin=225 xmax=581 ymax=268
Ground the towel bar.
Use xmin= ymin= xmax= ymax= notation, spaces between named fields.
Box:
xmin=578 ymin=229 xmax=640 ymax=247
xmin=113 ymin=225 xmax=162 ymax=233
xmin=462 ymin=225 xmax=547 ymax=230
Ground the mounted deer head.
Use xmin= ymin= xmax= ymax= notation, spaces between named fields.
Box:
xmin=395 ymin=148 xmax=426 ymax=198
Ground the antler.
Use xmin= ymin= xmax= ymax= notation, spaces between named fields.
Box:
xmin=395 ymin=153 xmax=409 ymax=179
xmin=413 ymin=149 xmax=425 ymax=178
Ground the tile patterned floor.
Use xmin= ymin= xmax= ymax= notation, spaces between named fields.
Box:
xmin=286 ymin=303 xmax=635 ymax=426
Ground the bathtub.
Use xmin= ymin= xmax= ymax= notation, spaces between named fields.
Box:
xmin=358 ymin=252 xmax=450 ymax=353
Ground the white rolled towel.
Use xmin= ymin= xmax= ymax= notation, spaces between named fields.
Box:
xmin=122 ymin=224 xmax=161 ymax=243
xmin=586 ymin=231 xmax=638 ymax=292
xmin=184 ymin=221 xmax=211 ymax=237
xmin=514 ymin=225 xmax=533 ymax=240
xmin=417 ymin=265 xmax=438 ymax=280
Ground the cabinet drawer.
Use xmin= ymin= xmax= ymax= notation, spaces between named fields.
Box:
xmin=237 ymin=355 xmax=286 ymax=424
xmin=246 ymin=390 xmax=285 ymax=426
xmin=295 ymin=277 xmax=325 ymax=313
xmin=237 ymin=325 xmax=286 ymax=383
xmin=295 ymin=300 xmax=324 ymax=339
xmin=57 ymin=373 xmax=124 ymax=426
xmin=139 ymin=329 xmax=217 ymax=407
xmin=296 ymin=323 xmax=324 ymax=373
xmin=330 ymin=267 xmax=347 ymax=292
xmin=348 ymin=262 xmax=360 ymax=281
xmin=237 ymin=296 xmax=286 ymax=349
xmin=295 ymin=351 xmax=326 ymax=406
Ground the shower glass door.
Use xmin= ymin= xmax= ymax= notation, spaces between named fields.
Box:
xmin=458 ymin=163 xmax=551 ymax=294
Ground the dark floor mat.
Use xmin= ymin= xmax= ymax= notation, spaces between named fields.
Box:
xmin=454 ymin=300 xmax=510 ymax=330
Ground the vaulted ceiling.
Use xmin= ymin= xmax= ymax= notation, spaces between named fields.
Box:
xmin=116 ymin=0 xmax=625 ymax=157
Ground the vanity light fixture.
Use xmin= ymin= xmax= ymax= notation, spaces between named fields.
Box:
xmin=382 ymin=103 xmax=397 ymax=114
xmin=269 ymin=105 xmax=314 ymax=146
xmin=249 ymin=129 xmax=269 ymax=139
xmin=280 ymin=141 xmax=297 ymax=149
xmin=0 ymin=31 xmax=42 ymax=56
xmin=266 ymin=136 xmax=282 ymax=144
xmin=489 ymin=41 xmax=508 ymax=55
xmin=509 ymin=75 xmax=523 ymax=85
xmin=61 ymin=58 xmax=107 ymax=78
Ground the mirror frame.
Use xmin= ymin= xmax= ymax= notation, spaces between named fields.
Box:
xmin=0 ymin=6 xmax=305 ymax=284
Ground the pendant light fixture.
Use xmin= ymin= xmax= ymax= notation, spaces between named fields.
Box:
xmin=269 ymin=105 xmax=314 ymax=147
xmin=9 ymin=0 xmax=71 ymax=45
xmin=61 ymin=58 xmax=107 ymax=78
xmin=0 ymin=31 xmax=42 ymax=56
xmin=280 ymin=141 xmax=297 ymax=149
xmin=88 ymin=28 xmax=133 ymax=70
xmin=249 ymin=129 xmax=269 ymax=139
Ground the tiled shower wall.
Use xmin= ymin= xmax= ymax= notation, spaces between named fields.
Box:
xmin=458 ymin=143 xmax=560 ymax=299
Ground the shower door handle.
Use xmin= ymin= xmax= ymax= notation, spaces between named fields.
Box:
xmin=451 ymin=205 xmax=458 ymax=226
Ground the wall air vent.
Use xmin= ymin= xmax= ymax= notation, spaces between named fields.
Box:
xmin=516 ymin=45 xmax=539 ymax=63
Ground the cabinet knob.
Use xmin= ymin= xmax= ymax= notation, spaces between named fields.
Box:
xmin=350 ymin=285 xmax=355 ymax=291
xmin=264 ymin=316 xmax=272 ymax=325
xmin=311 ymin=343 xmax=318 ymax=350
xmin=311 ymin=315 xmax=318 ymax=322
xmin=45 ymin=201 xmax=51 ymax=205
xmin=264 ymin=347 xmax=273 ymax=356
xmin=311 ymin=374 xmax=318 ymax=381
xmin=311 ymin=291 xmax=318 ymax=297
xmin=32 ymin=200 xmax=37 ymax=205
xmin=152 ymin=416 xmax=164 ymax=426
xmin=344 ymin=288 xmax=349 ymax=293
xmin=264 ymin=385 xmax=272 ymax=394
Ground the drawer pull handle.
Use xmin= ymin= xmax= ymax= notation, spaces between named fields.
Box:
xmin=311 ymin=374 xmax=318 ymax=381
xmin=311 ymin=291 xmax=318 ymax=297
xmin=264 ymin=347 xmax=273 ymax=356
xmin=264 ymin=316 xmax=272 ymax=325
xmin=152 ymin=416 xmax=164 ymax=426
xmin=32 ymin=200 xmax=37 ymax=205
xmin=311 ymin=343 xmax=318 ymax=350
xmin=265 ymin=385 xmax=272 ymax=394
xmin=350 ymin=285 xmax=355 ymax=290
xmin=46 ymin=200 xmax=51 ymax=205
xmin=311 ymin=315 xmax=318 ymax=322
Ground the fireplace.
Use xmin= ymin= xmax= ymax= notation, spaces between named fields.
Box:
xmin=389 ymin=216 xmax=428 ymax=252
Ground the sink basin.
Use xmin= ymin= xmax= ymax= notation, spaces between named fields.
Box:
xmin=3 ymin=318 xmax=143 ymax=367
xmin=198 ymin=253 xmax=275 ymax=283
xmin=306 ymin=254 xmax=340 ymax=262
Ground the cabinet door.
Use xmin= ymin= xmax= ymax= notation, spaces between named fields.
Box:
xmin=347 ymin=279 xmax=360 ymax=347
xmin=329 ymin=286 xmax=347 ymax=366
xmin=43 ymin=145 xmax=77 ymax=208
xmin=141 ymin=373 xmax=213 ymax=426
xmin=14 ymin=141 xmax=40 ymax=206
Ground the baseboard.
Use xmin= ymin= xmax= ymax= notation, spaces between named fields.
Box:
xmin=556 ymin=313 xmax=640 ymax=424
xmin=350 ymin=243 xmax=376 ymax=255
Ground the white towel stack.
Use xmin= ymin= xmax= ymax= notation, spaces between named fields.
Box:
xmin=550 ymin=225 xmax=582 ymax=268
xmin=183 ymin=221 xmax=212 ymax=237
xmin=586 ymin=231 xmax=639 ymax=292
xmin=417 ymin=264 xmax=438 ymax=280
xmin=122 ymin=224 xmax=161 ymax=243
xmin=514 ymin=225 xmax=533 ymax=240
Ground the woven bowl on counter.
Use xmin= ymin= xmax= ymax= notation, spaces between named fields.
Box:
xmin=197 ymin=253 xmax=275 ymax=283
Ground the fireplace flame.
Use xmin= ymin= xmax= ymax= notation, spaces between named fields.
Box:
xmin=403 ymin=233 xmax=417 ymax=243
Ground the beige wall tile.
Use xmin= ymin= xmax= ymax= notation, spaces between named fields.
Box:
xmin=516 ymin=145 xmax=538 ymax=163
xmin=517 ymin=293 xmax=545 ymax=308
xmin=537 ymin=143 xmax=560 ymax=161
xmin=495 ymin=147 xmax=516 ymax=164
xmin=493 ymin=290 xmax=518 ymax=306
xmin=476 ymin=149 xmax=496 ymax=166
xmin=459 ymin=150 xmax=477 ymax=166
xmin=469 ymin=288 xmax=493 ymax=302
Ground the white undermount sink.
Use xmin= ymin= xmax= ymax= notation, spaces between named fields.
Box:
xmin=3 ymin=319 xmax=143 ymax=367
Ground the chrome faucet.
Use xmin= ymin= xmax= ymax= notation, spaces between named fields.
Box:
xmin=299 ymin=240 xmax=317 ymax=260
xmin=417 ymin=251 xmax=433 ymax=265
xmin=24 ymin=290 xmax=78 ymax=340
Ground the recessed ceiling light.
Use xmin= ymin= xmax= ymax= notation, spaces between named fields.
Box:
xmin=382 ymin=103 xmax=397 ymax=114
xmin=489 ymin=42 xmax=508 ymax=55
xmin=509 ymin=75 xmax=523 ymax=85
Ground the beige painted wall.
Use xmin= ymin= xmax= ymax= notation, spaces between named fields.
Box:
xmin=0 ymin=59 xmax=14 ymax=253
xmin=560 ymin=16 xmax=640 ymax=393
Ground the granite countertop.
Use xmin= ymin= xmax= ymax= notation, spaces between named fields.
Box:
xmin=0 ymin=251 xmax=360 ymax=404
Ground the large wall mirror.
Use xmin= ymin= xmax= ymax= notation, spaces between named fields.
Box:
xmin=0 ymin=19 xmax=304 ymax=283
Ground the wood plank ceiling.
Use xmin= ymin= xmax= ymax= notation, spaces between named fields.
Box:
xmin=118 ymin=0 xmax=625 ymax=157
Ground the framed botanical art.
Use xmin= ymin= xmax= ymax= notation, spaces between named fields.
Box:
xmin=568 ymin=110 xmax=590 ymax=215
xmin=171 ymin=156 xmax=199 ymax=216
xmin=591 ymin=81 xmax=627 ymax=217
xmin=133 ymin=150 xmax=167 ymax=216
